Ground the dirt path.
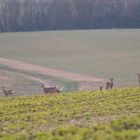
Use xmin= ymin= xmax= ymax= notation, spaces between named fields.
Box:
xmin=17 ymin=73 xmax=45 ymax=83
xmin=0 ymin=57 xmax=105 ymax=82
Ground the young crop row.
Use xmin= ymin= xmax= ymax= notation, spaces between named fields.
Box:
xmin=0 ymin=88 xmax=140 ymax=140
xmin=0 ymin=114 xmax=140 ymax=140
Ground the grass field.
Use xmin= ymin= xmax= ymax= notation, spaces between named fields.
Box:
xmin=0 ymin=68 xmax=42 ymax=96
xmin=0 ymin=29 xmax=140 ymax=82
xmin=0 ymin=88 xmax=140 ymax=140
xmin=0 ymin=30 xmax=140 ymax=139
xmin=0 ymin=64 xmax=78 ymax=96
xmin=0 ymin=29 xmax=140 ymax=94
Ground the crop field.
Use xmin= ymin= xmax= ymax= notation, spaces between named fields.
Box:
xmin=0 ymin=88 xmax=140 ymax=140
xmin=0 ymin=29 xmax=140 ymax=92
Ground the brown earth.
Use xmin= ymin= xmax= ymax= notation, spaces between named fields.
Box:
xmin=0 ymin=70 xmax=15 ymax=87
xmin=0 ymin=57 xmax=105 ymax=82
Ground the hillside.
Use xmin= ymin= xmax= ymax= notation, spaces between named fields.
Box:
xmin=0 ymin=0 xmax=140 ymax=32
xmin=0 ymin=29 xmax=140 ymax=94
xmin=0 ymin=88 xmax=140 ymax=140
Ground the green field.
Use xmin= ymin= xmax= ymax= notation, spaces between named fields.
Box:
xmin=0 ymin=64 xmax=79 ymax=96
xmin=0 ymin=29 xmax=140 ymax=88
xmin=0 ymin=66 xmax=42 ymax=96
xmin=0 ymin=88 xmax=140 ymax=140
xmin=0 ymin=30 xmax=140 ymax=139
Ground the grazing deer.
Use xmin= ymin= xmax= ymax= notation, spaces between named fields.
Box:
xmin=2 ymin=87 xmax=13 ymax=96
xmin=105 ymin=78 xmax=114 ymax=89
xmin=41 ymin=83 xmax=60 ymax=95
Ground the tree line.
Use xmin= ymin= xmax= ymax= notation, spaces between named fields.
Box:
xmin=0 ymin=0 xmax=140 ymax=32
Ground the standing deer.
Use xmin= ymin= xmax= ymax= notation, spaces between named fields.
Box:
xmin=41 ymin=83 xmax=60 ymax=95
xmin=2 ymin=87 xmax=13 ymax=96
xmin=105 ymin=78 xmax=114 ymax=89
xmin=99 ymin=86 xmax=103 ymax=91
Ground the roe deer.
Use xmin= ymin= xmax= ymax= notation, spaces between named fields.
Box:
xmin=105 ymin=78 xmax=114 ymax=89
xmin=2 ymin=87 xmax=13 ymax=96
xmin=41 ymin=83 xmax=60 ymax=95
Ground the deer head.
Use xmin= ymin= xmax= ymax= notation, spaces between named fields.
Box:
xmin=41 ymin=83 xmax=45 ymax=88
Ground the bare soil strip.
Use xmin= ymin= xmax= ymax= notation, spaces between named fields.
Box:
xmin=0 ymin=57 xmax=105 ymax=82
xmin=17 ymin=73 xmax=45 ymax=83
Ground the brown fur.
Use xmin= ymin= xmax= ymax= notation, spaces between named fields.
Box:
xmin=41 ymin=83 xmax=60 ymax=94
xmin=105 ymin=78 xmax=114 ymax=89
xmin=2 ymin=87 xmax=13 ymax=96
xmin=99 ymin=86 xmax=103 ymax=91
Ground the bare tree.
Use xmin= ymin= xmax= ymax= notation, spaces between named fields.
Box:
xmin=0 ymin=0 xmax=140 ymax=32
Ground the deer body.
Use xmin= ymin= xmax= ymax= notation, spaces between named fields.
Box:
xmin=105 ymin=78 xmax=114 ymax=89
xmin=2 ymin=87 xmax=13 ymax=96
xmin=106 ymin=82 xmax=110 ymax=89
xmin=110 ymin=78 xmax=114 ymax=89
xmin=41 ymin=84 xmax=60 ymax=94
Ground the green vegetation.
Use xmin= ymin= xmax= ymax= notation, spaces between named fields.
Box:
xmin=0 ymin=88 xmax=140 ymax=140
xmin=0 ymin=29 xmax=140 ymax=86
